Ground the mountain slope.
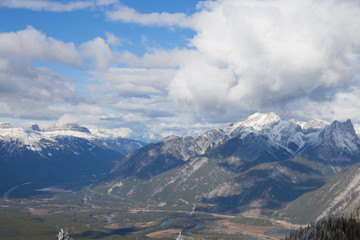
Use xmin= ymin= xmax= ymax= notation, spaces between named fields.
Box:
xmin=278 ymin=161 xmax=360 ymax=224
xmin=300 ymin=120 xmax=360 ymax=165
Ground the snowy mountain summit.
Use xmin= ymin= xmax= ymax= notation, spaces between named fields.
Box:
xmin=0 ymin=123 xmax=142 ymax=153
xmin=223 ymin=113 xmax=360 ymax=160
xmin=0 ymin=123 xmax=84 ymax=151
xmin=227 ymin=112 xmax=330 ymax=134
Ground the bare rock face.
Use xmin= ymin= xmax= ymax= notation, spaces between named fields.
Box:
xmin=196 ymin=129 xmax=226 ymax=153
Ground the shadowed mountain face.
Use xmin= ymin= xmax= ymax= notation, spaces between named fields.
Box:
xmin=97 ymin=113 xmax=360 ymax=216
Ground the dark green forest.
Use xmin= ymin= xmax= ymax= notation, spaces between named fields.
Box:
xmin=286 ymin=217 xmax=360 ymax=240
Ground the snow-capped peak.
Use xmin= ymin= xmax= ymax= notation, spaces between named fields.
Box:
xmin=242 ymin=112 xmax=281 ymax=131
xmin=226 ymin=112 xmax=281 ymax=135
xmin=0 ymin=123 xmax=43 ymax=150
xmin=44 ymin=123 xmax=91 ymax=133
xmin=89 ymin=128 xmax=132 ymax=139
xmin=305 ymin=119 xmax=360 ymax=153
xmin=290 ymin=119 xmax=330 ymax=131
xmin=0 ymin=122 xmax=140 ymax=152
xmin=353 ymin=124 xmax=360 ymax=137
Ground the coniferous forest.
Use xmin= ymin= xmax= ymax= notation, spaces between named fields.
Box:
xmin=286 ymin=217 xmax=360 ymax=240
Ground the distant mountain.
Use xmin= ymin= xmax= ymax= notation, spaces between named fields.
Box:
xmin=95 ymin=113 xmax=360 ymax=218
xmin=0 ymin=123 xmax=145 ymax=198
xmin=109 ymin=113 xmax=360 ymax=180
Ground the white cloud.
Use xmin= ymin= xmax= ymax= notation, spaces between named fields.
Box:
xmin=0 ymin=0 xmax=118 ymax=12
xmin=167 ymin=0 xmax=360 ymax=122
xmin=89 ymin=67 xmax=176 ymax=97
xmin=80 ymin=37 xmax=115 ymax=70
xmin=103 ymin=0 xmax=360 ymax=125
xmin=0 ymin=26 xmax=82 ymax=66
xmin=105 ymin=32 xmax=122 ymax=46
xmin=292 ymin=86 xmax=360 ymax=123
xmin=106 ymin=4 xmax=192 ymax=27
xmin=121 ymin=48 xmax=199 ymax=68
xmin=88 ymin=0 xmax=360 ymax=135
xmin=0 ymin=57 xmax=82 ymax=120
xmin=0 ymin=27 xmax=86 ymax=120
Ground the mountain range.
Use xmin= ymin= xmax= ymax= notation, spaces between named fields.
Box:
xmin=3 ymin=112 xmax=360 ymax=224
xmin=0 ymin=122 xmax=144 ymax=198
xmin=84 ymin=113 xmax=360 ymax=222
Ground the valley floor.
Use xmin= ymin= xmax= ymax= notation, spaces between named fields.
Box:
xmin=0 ymin=193 xmax=302 ymax=240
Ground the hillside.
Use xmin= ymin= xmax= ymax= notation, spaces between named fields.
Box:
xmin=278 ymin=161 xmax=360 ymax=224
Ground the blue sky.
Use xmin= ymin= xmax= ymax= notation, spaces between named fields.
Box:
xmin=1 ymin=0 xmax=360 ymax=140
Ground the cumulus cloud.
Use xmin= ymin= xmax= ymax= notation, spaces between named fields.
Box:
xmin=103 ymin=0 xmax=360 ymax=125
xmin=166 ymin=0 xmax=360 ymax=122
xmin=0 ymin=58 xmax=82 ymax=120
xmin=0 ymin=27 xmax=86 ymax=120
xmin=80 ymin=37 xmax=115 ymax=70
xmin=0 ymin=26 xmax=82 ymax=66
xmin=291 ymin=86 xmax=360 ymax=123
xmin=0 ymin=0 xmax=118 ymax=12
xmin=118 ymin=48 xmax=199 ymax=68
xmin=88 ymin=67 xmax=176 ymax=98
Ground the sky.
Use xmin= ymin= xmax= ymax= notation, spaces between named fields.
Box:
xmin=0 ymin=0 xmax=360 ymax=140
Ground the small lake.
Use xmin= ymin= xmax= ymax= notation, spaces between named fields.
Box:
xmin=107 ymin=214 xmax=114 ymax=224
xmin=184 ymin=223 xmax=204 ymax=235
xmin=195 ymin=223 xmax=203 ymax=229
xmin=160 ymin=219 xmax=171 ymax=226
